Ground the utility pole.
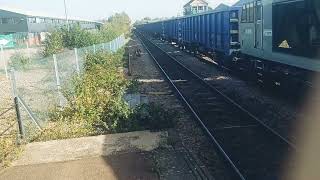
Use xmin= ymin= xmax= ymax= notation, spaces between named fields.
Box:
xmin=63 ymin=0 xmax=70 ymax=31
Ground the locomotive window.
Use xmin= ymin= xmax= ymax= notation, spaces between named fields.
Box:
xmin=246 ymin=4 xmax=250 ymax=22
xmin=249 ymin=3 xmax=254 ymax=22
xmin=273 ymin=0 xmax=320 ymax=58
xmin=256 ymin=1 xmax=262 ymax=21
xmin=241 ymin=5 xmax=247 ymax=22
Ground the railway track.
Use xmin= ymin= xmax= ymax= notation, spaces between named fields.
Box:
xmin=136 ymin=31 xmax=295 ymax=180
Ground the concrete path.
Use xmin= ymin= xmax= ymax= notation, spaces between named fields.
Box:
xmin=0 ymin=153 xmax=157 ymax=180
xmin=0 ymin=131 xmax=166 ymax=180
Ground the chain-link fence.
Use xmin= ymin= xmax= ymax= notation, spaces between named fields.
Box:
xmin=0 ymin=34 xmax=126 ymax=141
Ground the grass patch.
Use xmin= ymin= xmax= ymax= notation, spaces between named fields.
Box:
xmin=9 ymin=52 xmax=31 ymax=70
xmin=129 ymin=103 xmax=177 ymax=131
xmin=0 ymin=135 xmax=22 ymax=168
xmin=127 ymin=79 xmax=141 ymax=93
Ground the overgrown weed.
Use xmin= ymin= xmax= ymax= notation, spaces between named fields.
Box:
xmin=37 ymin=50 xmax=177 ymax=142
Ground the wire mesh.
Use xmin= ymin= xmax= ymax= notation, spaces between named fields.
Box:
xmin=6 ymin=34 xmax=126 ymax=140
xmin=14 ymin=56 xmax=58 ymax=127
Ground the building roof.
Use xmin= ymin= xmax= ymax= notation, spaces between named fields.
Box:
xmin=0 ymin=7 xmax=103 ymax=24
xmin=232 ymin=0 xmax=248 ymax=7
xmin=183 ymin=0 xmax=209 ymax=8
xmin=214 ymin=3 xmax=229 ymax=11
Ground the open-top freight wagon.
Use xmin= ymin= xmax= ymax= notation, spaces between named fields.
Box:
xmin=141 ymin=4 xmax=240 ymax=59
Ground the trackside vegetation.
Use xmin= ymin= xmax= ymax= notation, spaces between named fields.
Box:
xmin=1 ymin=13 xmax=176 ymax=168
xmin=35 ymin=50 xmax=176 ymax=141
xmin=43 ymin=12 xmax=131 ymax=56
xmin=34 ymin=13 xmax=176 ymax=141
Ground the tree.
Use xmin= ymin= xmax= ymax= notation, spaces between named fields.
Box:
xmin=102 ymin=12 xmax=131 ymax=37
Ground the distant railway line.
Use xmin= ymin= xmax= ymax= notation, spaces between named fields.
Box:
xmin=136 ymin=30 xmax=295 ymax=180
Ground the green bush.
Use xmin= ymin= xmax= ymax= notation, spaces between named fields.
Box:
xmin=66 ymin=50 xmax=129 ymax=129
xmin=36 ymin=50 xmax=129 ymax=141
xmin=43 ymin=30 xmax=64 ymax=56
xmin=127 ymin=79 xmax=141 ymax=94
xmin=130 ymin=103 xmax=176 ymax=131
xmin=42 ymin=13 xmax=131 ymax=57
xmin=114 ymin=103 xmax=177 ymax=133
xmin=9 ymin=52 xmax=30 ymax=70
xmin=62 ymin=25 xmax=98 ymax=48
xmin=102 ymin=13 xmax=131 ymax=38
xmin=37 ymin=49 xmax=176 ymax=141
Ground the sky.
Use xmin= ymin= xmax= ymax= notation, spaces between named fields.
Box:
xmin=0 ymin=0 xmax=239 ymax=22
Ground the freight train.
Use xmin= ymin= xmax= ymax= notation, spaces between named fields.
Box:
xmin=136 ymin=0 xmax=320 ymax=89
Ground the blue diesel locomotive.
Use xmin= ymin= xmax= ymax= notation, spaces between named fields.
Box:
xmin=137 ymin=0 xmax=320 ymax=88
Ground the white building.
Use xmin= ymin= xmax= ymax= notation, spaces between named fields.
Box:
xmin=183 ymin=0 xmax=210 ymax=16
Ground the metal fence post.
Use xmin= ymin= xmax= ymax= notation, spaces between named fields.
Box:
xmin=1 ymin=45 xmax=8 ymax=79
xmin=121 ymin=36 xmax=123 ymax=47
xmin=121 ymin=35 xmax=124 ymax=47
xmin=117 ymin=37 xmax=120 ymax=50
xmin=112 ymin=41 xmax=115 ymax=52
xmin=109 ymin=42 xmax=112 ymax=52
xmin=115 ymin=38 xmax=118 ymax=51
xmin=53 ymin=54 xmax=63 ymax=107
xmin=10 ymin=69 xmax=25 ymax=139
xmin=128 ymin=52 xmax=132 ymax=76
xmin=118 ymin=36 xmax=121 ymax=49
xmin=74 ymin=48 xmax=80 ymax=75
xmin=93 ymin=44 xmax=96 ymax=53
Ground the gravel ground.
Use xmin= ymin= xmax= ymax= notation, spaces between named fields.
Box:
xmin=0 ymin=46 xmax=50 ymax=136
xmin=0 ymin=74 xmax=16 ymax=137
xmin=0 ymin=47 xmax=76 ymax=139
xmin=0 ymin=74 xmax=19 ymax=171
xmin=129 ymin=35 xmax=234 ymax=180
xmin=0 ymin=48 xmax=58 ymax=169
xmin=152 ymin=38 xmax=301 ymax=144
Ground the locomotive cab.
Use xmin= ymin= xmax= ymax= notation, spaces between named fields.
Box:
xmin=273 ymin=0 xmax=320 ymax=58
xmin=237 ymin=0 xmax=320 ymax=88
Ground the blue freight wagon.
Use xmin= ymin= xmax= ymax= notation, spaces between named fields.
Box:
xmin=138 ymin=4 xmax=241 ymax=61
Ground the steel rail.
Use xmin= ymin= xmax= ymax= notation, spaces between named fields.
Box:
xmin=142 ymin=32 xmax=296 ymax=150
xmin=136 ymin=31 xmax=247 ymax=180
